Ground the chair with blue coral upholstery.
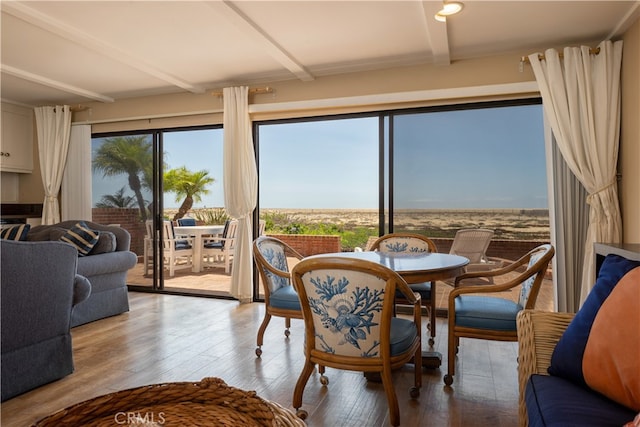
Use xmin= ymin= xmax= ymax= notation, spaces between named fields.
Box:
xmin=253 ymin=236 xmax=306 ymax=358
xmin=370 ymin=233 xmax=439 ymax=346
xmin=443 ymin=243 xmax=554 ymax=386
xmin=291 ymin=256 xmax=422 ymax=426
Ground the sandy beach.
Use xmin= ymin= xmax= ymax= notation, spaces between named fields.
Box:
xmin=237 ymin=208 xmax=548 ymax=240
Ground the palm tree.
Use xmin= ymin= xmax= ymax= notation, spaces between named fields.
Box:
xmin=93 ymin=136 xmax=152 ymax=220
xmin=164 ymin=167 xmax=215 ymax=221
xmin=95 ymin=186 xmax=137 ymax=208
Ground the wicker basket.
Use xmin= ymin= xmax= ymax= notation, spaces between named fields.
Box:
xmin=33 ymin=377 xmax=306 ymax=427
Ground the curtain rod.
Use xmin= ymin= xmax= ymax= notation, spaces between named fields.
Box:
xmin=519 ymin=47 xmax=601 ymax=68
xmin=210 ymin=86 xmax=273 ymax=97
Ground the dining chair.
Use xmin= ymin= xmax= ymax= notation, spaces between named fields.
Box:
xmin=291 ymin=256 xmax=422 ymax=427
xmin=161 ymin=220 xmax=195 ymax=277
xmin=202 ymin=220 xmax=237 ymax=273
xmin=443 ymin=243 xmax=554 ymax=386
xmin=370 ymin=233 xmax=439 ymax=346
xmin=143 ymin=219 xmax=154 ymax=276
xmin=176 ymin=217 xmax=197 ymax=226
xmin=252 ymin=236 xmax=305 ymax=357
xmin=447 ymin=228 xmax=503 ymax=284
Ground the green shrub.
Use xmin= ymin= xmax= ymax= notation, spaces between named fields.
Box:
xmin=193 ymin=208 xmax=229 ymax=225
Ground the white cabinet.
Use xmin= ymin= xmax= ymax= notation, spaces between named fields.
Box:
xmin=1 ymin=103 xmax=34 ymax=173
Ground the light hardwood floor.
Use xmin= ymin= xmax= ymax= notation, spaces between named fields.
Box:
xmin=2 ymin=292 xmax=523 ymax=426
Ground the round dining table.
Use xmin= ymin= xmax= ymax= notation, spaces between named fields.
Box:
xmin=174 ymin=225 xmax=225 ymax=273
xmin=305 ymin=250 xmax=470 ymax=369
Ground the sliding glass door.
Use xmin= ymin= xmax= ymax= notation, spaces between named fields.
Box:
xmin=91 ymin=126 xmax=226 ymax=295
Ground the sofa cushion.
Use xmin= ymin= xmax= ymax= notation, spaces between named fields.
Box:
xmin=88 ymin=231 xmax=117 ymax=255
xmin=583 ymin=267 xmax=640 ymax=411
xmin=526 ymin=374 xmax=636 ymax=427
xmin=1 ymin=224 xmax=30 ymax=241
xmin=548 ymin=254 xmax=640 ymax=388
xmin=59 ymin=222 xmax=99 ymax=256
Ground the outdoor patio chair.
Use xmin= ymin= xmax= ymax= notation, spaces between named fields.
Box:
xmin=447 ymin=228 xmax=504 ymax=284
xmin=161 ymin=220 xmax=195 ymax=277
xmin=143 ymin=219 xmax=154 ymax=276
xmin=443 ymin=244 xmax=554 ymax=386
xmin=176 ymin=217 xmax=197 ymax=226
xmin=202 ymin=220 xmax=237 ymax=274
xmin=370 ymin=233 xmax=439 ymax=346
xmin=291 ymin=255 xmax=422 ymax=426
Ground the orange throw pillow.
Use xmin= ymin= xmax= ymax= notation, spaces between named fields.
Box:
xmin=583 ymin=267 xmax=640 ymax=411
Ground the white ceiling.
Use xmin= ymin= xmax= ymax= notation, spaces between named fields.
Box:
xmin=2 ymin=1 xmax=639 ymax=107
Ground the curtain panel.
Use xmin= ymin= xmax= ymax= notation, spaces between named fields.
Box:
xmin=62 ymin=124 xmax=92 ymax=221
xmin=34 ymin=105 xmax=72 ymax=225
xmin=223 ymin=86 xmax=258 ymax=302
xmin=529 ymin=40 xmax=624 ymax=308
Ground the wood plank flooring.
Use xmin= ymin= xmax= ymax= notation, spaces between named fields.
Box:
xmin=2 ymin=292 xmax=522 ymax=426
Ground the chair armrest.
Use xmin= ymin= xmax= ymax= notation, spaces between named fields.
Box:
xmin=516 ymin=309 xmax=575 ymax=427
xmin=73 ymin=274 xmax=92 ymax=306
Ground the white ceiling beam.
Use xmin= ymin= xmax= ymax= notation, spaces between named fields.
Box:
xmin=207 ymin=1 xmax=315 ymax=82
xmin=421 ymin=1 xmax=451 ymax=66
xmin=2 ymin=2 xmax=205 ymax=96
xmin=1 ymin=64 xmax=115 ymax=103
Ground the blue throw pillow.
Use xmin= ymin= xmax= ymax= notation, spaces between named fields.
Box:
xmin=548 ymin=254 xmax=640 ymax=387
xmin=0 ymin=224 xmax=30 ymax=241
xmin=59 ymin=221 xmax=99 ymax=256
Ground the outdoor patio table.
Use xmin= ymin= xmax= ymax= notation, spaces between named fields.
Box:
xmin=174 ymin=225 xmax=225 ymax=273
xmin=305 ymin=250 xmax=469 ymax=368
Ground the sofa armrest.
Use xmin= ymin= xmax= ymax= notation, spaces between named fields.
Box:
xmin=516 ymin=309 xmax=575 ymax=427
xmin=73 ymin=274 xmax=91 ymax=306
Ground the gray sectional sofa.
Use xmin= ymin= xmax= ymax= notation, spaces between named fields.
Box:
xmin=1 ymin=240 xmax=91 ymax=401
xmin=27 ymin=220 xmax=137 ymax=327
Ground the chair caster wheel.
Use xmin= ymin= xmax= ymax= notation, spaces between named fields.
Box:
xmin=255 ymin=347 xmax=262 ymax=357
xmin=320 ymin=375 xmax=329 ymax=386
xmin=428 ymin=338 xmax=435 ymax=346
xmin=296 ymin=409 xmax=308 ymax=419
xmin=284 ymin=329 xmax=291 ymax=338
xmin=409 ymin=386 xmax=420 ymax=398
xmin=444 ymin=374 xmax=453 ymax=386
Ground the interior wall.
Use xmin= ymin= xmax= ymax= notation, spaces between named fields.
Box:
xmin=620 ymin=16 xmax=640 ymax=243
xmin=16 ymin=38 xmax=639 ymax=241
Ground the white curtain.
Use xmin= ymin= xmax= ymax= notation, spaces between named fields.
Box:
xmin=34 ymin=105 xmax=72 ymax=225
xmin=529 ymin=40 xmax=623 ymax=307
xmin=62 ymin=124 xmax=92 ymax=221
xmin=223 ymin=86 xmax=258 ymax=302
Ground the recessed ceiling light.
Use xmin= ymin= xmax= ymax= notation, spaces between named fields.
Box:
xmin=435 ymin=1 xmax=464 ymax=22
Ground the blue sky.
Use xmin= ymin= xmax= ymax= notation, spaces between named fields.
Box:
xmin=92 ymin=103 xmax=547 ymax=210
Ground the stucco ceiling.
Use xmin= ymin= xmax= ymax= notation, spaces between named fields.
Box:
xmin=1 ymin=0 xmax=638 ymax=107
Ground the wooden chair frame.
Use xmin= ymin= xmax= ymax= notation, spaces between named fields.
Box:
xmin=253 ymin=236 xmax=305 ymax=357
xmin=370 ymin=232 xmax=439 ymax=346
xmin=444 ymin=244 xmax=555 ymax=386
xmin=291 ymin=256 xmax=422 ymax=427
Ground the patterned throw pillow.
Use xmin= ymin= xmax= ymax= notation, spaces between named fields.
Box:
xmin=0 ymin=224 xmax=30 ymax=241
xmin=88 ymin=231 xmax=117 ymax=255
xmin=59 ymin=221 xmax=99 ymax=256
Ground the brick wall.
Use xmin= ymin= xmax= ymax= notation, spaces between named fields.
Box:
xmin=91 ymin=208 xmax=146 ymax=256
xmin=268 ymin=234 xmax=341 ymax=257
xmin=432 ymin=238 xmax=548 ymax=261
